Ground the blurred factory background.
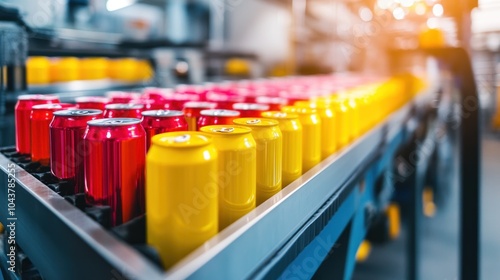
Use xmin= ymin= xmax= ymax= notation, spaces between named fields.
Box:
xmin=0 ymin=0 xmax=499 ymax=279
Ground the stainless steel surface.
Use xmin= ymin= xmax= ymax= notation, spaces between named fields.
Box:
xmin=0 ymin=154 xmax=164 ymax=280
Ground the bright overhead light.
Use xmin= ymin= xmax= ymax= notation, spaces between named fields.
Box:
xmin=427 ymin=17 xmax=439 ymax=29
xmin=359 ymin=7 xmax=373 ymax=22
xmin=401 ymin=0 xmax=415 ymax=8
xmin=432 ymin=3 xmax=444 ymax=17
xmin=415 ymin=2 xmax=427 ymax=15
xmin=393 ymin=7 xmax=406 ymax=20
xmin=377 ymin=0 xmax=392 ymax=10
xmin=106 ymin=0 xmax=136 ymax=12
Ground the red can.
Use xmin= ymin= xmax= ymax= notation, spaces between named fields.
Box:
xmin=232 ymin=103 xmax=270 ymax=118
xmin=75 ymin=96 xmax=110 ymax=110
xmin=142 ymin=87 xmax=172 ymax=101
xmin=164 ymin=93 xmax=200 ymax=110
xmin=15 ymin=94 xmax=60 ymax=155
xmin=50 ymin=109 xmax=102 ymax=193
xmin=141 ymin=110 xmax=188 ymax=150
xmin=183 ymin=101 xmax=217 ymax=131
xmin=84 ymin=118 xmax=146 ymax=226
xmin=255 ymin=96 xmax=288 ymax=111
xmin=130 ymin=99 xmax=167 ymax=110
xmin=106 ymin=91 xmax=141 ymax=103
xmin=197 ymin=109 xmax=240 ymax=129
xmin=31 ymin=103 xmax=75 ymax=164
xmin=206 ymin=92 xmax=245 ymax=109
xmin=103 ymin=103 xmax=144 ymax=118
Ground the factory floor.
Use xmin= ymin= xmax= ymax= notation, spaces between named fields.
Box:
xmin=352 ymin=132 xmax=500 ymax=280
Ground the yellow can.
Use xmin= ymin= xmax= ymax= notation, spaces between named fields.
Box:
xmin=295 ymin=101 xmax=336 ymax=159
xmin=51 ymin=57 xmax=80 ymax=82
xmin=261 ymin=111 xmax=303 ymax=187
xmin=80 ymin=57 xmax=108 ymax=80
xmin=200 ymin=125 xmax=256 ymax=230
xmin=26 ymin=57 xmax=50 ymax=85
xmin=146 ymin=132 xmax=218 ymax=269
xmin=282 ymin=106 xmax=321 ymax=172
xmin=233 ymin=118 xmax=282 ymax=205
xmin=326 ymin=96 xmax=351 ymax=148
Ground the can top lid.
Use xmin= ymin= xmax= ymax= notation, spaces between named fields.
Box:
xmin=75 ymin=96 xmax=110 ymax=103
xmin=54 ymin=109 xmax=103 ymax=117
xmin=261 ymin=111 xmax=299 ymax=120
xmin=183 ymin=101 xmax=217 ymax=109
xmin=32 ymin=103 xmax=74 ymax=111
xmin=294 ymin=101 xmax=332 ymax=109
xmin=200 ymin=109 xmax=240 ymax=117
xmin=105 ymin=91 xmax=140 ymax=98
xmin=142 ymin=110 xmax=184 ymax=117
xmin=18 ymin=94 xmax=59 ymax=101
xmin=232 ymin=103 xmax=270 ymax=111
xmin=200 ymin=125 xmax=251 ymax=135
xmin=87 ymin=118 xmax=141 ymax=126
xmin=255 ymin=96 xmax=288 ymax=104
xmin=152 ymin=132 xmax=211 ymax=148
xmin=105 ymin=103 xmax=144 ymax=110
xmin=233 ymin=118 xmax=279 ymax=127
xmin=282 ymin=106 xmax=318 ymax=115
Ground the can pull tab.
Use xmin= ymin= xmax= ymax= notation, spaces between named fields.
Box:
xmin=246 ymin=119 xmax=261 ymax=125
xmin=106 ymin=119 xmax=126 ymax=125
xmin=215 ymin=127 xmax=234 ymax=133
xmin=71 ymin=110 xmax=91 ymax=115
xmin=156 ymin=110 xmax=169 ymax=116
xmin=213 ymin=110 xmax=226 ymax=116
xmin=173 ymin=134 xmax=190 ymax=143
xmin=273 ymin=112 xmax=287 ymax=118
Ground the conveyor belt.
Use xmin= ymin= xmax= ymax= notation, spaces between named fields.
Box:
xmin=0 ymin=87 xmax=436 ymax=280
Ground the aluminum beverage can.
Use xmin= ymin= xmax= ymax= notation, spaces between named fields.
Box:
xmin=75 ymin=96 xmax=110 ymax=111
xmin=295 ymin=101 xmax=337 ymax=159
xmin=323 ymin=97 xmax=350 ymax=148
xmin=183 ymin=101 xmax=217 ymax=131
xmin=233 ymin=118 xmax=282 ymax=205
xmin=15 ymin=94 xmax=60 ymax=154
xmin=282 ymin=106 xmax=321 ymax=172
xmin=200 ymin=125 xmax=256 ymax=230
xmin=255 ymin=96 xmax=288 ymax=111
xmin=146 ymin=132 xmax=218 ymax=268
xmin=164 ymin=93 xmax=200 ymax=110
xmin=84 ymin=118 xmax=146 ymax=226
xmin=141 ymin=110 xmax=188 ymax=150
xmin=105 ymin=91 xmax=140 ymax=103
xmin=30 ymin=103 xmax=74 ymax=164
xmin=103 ymin=103 xmax=144 ymax=118
xmin=130 ymin=99 xmax=167 ymax=110
xmin=261 ymin=111 xmax=303 ymax=186
xmin=50 ymin=109 xmax=102 ymax=193
xmin=206 ymin=92 xmax=245 ymax=109
xmin=197 ymin=109 xmax=240 ymax=130
xmin=232 ymin=103 xmax=270 ymax=118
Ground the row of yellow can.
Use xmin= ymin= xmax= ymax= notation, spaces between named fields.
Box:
xmin=146 ymin=75 xmax=425 ymax=269
xmin=26 ymin=57 xmax=153 ymax=84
